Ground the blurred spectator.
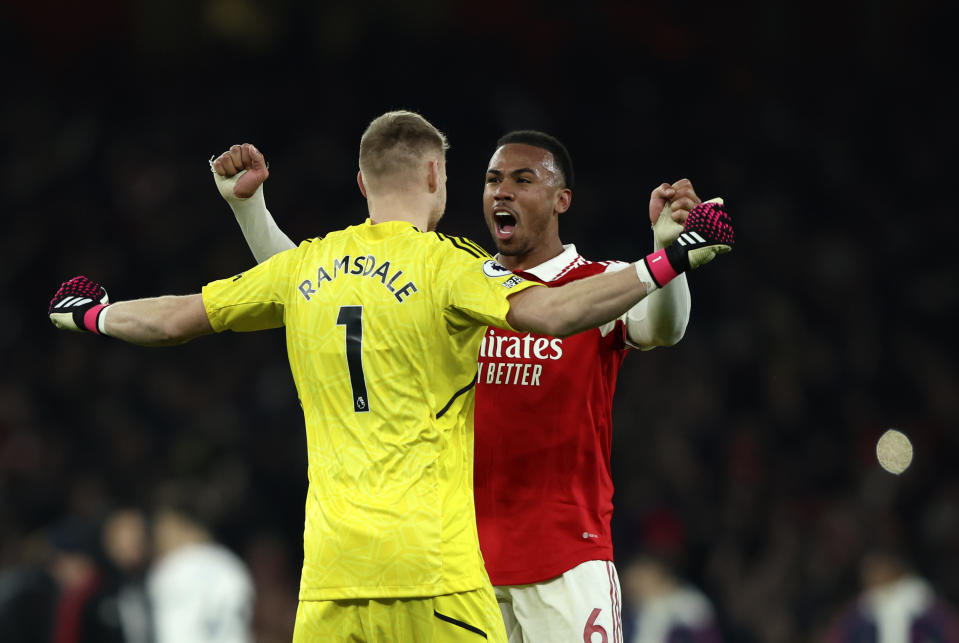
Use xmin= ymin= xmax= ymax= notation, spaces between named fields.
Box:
xmin=622 ymin=554 xmax=722 ymax=643
xmin=0 ymin=516 xmax=128 ymax=643
xmin=100 ymin=508 xmax=152 ymax=643
xmin=823 ymin=549 xmax=959 ymax=642
xmin=147 ymin=481 xmax=254 ymax=643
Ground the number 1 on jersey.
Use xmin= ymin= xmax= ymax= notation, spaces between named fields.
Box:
xmin=336 ymin=305 xmax=370 ymax=413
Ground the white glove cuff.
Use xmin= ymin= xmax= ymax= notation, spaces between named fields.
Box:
xmin=97 ymin=304 xmax=110 ymax=335
xmin=635 ymin=261 xmax=659 ymax=295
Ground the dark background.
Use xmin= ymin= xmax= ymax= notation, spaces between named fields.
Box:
xmin=1 ymin=1 xmax=957 ymax=641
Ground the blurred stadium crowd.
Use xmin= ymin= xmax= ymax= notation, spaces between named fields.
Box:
xmin=1 ymin=1 xmax=957 ymax=641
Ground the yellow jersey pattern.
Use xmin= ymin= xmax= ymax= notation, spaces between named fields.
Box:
xmin=202 ymin=220 xmax=539 ymax=600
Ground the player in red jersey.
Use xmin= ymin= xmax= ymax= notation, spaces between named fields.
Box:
xmin=211 ymin=134 xmax=709 ymax=642
xmin=475 ymin=131 xmax=698 ymax=643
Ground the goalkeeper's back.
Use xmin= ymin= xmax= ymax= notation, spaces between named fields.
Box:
xmin=201 ymin=219 xmax=538 ymax=599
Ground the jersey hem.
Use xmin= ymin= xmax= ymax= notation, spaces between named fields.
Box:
xmin=298 ymin=579 xmax=486 ymax=601
xmin=486 ymin=549 xmax=615 ymax=587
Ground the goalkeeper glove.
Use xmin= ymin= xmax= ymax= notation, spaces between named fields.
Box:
xmin=652 ymin=199 xmax=684 ymax=249
xmin=49 ymin=276 xmax=110 ymax=334
xmin=638 ymin=198 xmax=734 ymax=291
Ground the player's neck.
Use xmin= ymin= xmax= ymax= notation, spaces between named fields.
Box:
xmin=368 ymin=195 xmax=435 ymax=232
xmin=496 ymin=237 xmax=565 ymax=272
xmin=370 ymin=211 xmax=430 ymax=230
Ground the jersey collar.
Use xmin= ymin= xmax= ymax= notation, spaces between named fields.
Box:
xmin=360 ymin=218 xmax=421 ymax=238
xmin=496 ymin=244 xmax=582 ymax=283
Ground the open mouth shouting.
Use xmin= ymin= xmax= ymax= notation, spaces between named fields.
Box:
xmin=493 ymin=207 xmax=518 ymax=240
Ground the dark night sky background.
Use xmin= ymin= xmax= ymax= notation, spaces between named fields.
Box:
xmin=1 ymin=1 xmax=958 ymax=640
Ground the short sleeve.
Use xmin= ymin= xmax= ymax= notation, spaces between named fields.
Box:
xmin=201 ymin=247 xmax=297 ymax=332
xmin=439 ymin=254 xmax=542 ymax=333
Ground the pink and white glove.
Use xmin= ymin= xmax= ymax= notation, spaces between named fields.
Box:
xmin=49 ymin=276 xmax=110 ymax=334
xmin=639 ymin=199 xmax=735 ymax=290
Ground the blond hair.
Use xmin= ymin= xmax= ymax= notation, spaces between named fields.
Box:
xmin=358 ymin=111 xmax=449 ymax=189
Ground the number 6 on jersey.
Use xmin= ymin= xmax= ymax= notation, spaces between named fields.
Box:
xmin=336 ymin=305 xmax=370 ymax=413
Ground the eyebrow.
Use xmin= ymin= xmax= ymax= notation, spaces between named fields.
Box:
xmin=486 ymin=168 xmax=538 ymax=176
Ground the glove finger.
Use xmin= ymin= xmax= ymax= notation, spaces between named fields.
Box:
xmin=686 ymin=201 xmax=735 ymax=246
xmin=654 ymin=201 xmax=684 ymax=247
xmin=49 ymin=312 xmax=79 ymax=332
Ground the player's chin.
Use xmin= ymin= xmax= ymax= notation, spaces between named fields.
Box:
xmin=494 ymin=239 xmax=525 ymax=257
xmin=491 ymin=234 xmax=514 ymax=252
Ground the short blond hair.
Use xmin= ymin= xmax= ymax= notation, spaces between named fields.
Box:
xmin=358 ymin=111 xmax=449 ymax=188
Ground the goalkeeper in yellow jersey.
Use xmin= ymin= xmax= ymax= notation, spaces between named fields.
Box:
xmin=48 ymin=111 xmax=734 ymax=642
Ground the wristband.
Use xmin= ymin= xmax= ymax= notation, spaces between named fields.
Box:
xmin=83 ymin=303 xmax=109 ymax=335
xmin=639 ymin=248 xmax=681 ymax=289
xmin=95 ymin=304 xmax=111 ymax=335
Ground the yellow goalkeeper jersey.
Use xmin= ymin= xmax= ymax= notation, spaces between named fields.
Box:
xmin=201 ymin=219 xmax=539 ymax=600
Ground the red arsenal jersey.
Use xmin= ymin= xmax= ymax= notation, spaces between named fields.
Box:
xmin=474 ymin=245 xmax=634 ymax=585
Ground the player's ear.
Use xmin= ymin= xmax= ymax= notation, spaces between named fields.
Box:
xmin=427 ymin=160 xmax=439 ymax=194
xmin=357 ymin=171 xmax=368 ymax=199
xmin=555 ymin=188 xmax=572 ymax=215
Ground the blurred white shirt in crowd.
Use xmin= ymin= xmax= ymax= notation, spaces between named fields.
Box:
xmin=147 ymin=542 xmax=254 ymax=643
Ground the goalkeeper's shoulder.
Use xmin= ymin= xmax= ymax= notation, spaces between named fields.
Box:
xmin=264 ymin=235 xmax=323 ymax=256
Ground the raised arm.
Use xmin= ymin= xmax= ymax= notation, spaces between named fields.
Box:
xmin=507 ymin=199 xmax=733 ymax=338
xmin=49 ymin=277 xmax=212 ymax=346
xmin=211 ymin=143 xmax=295 ymax=263
xmin=624 ymin=179 xmax=699 ymax=349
